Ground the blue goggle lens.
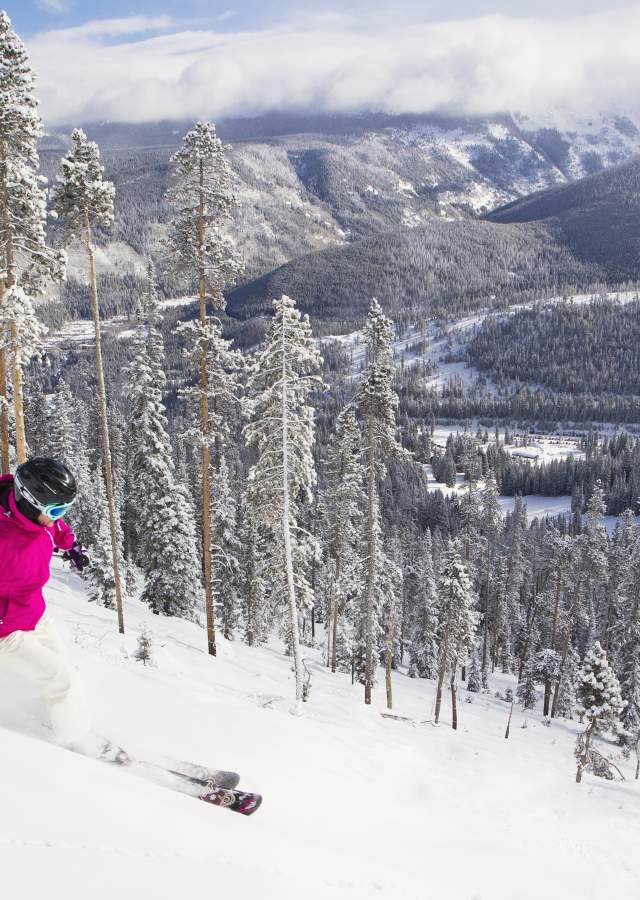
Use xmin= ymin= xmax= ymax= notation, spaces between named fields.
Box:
xmin=42 ymin=501 xmax=75 ymax=520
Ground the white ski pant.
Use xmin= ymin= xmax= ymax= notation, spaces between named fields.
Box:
xmin=0 ymin=612 xmax=90 ymax=745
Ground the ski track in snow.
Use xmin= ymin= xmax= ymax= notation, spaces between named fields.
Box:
xmin=1 ymin=559 xmax=639 ymax=900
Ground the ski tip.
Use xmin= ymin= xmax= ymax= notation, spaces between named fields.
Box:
xmin=241 ymin=793 xmax=263 ymax=816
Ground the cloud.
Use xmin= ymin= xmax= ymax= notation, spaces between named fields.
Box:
xmin=25 ymin=7 xmax=640 ymax=126
xmin=35 ymin=0 xmax=71 ymax=13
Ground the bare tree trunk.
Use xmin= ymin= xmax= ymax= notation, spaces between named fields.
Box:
xmin=330 ymin=553 xmax=341 ymax=673
xmin=1 ymin=148 xmax=26 ymax=464
xmin=198 ymin=160 xmax=216 ymax=657
xmin=0 ymin=328 xmax=9 ymax=472
xmin=399 ymin=578 xmax=407 ymax=664
xmin=505 ymin=698 xmax=515 ymax=739
xmin=385 ymin=613 xmax=396 ymax=710
xmin=364 ymin=415 xmax=377 ymax=706
xmin=450 ymin=668 xmax=458 ymax=730
xmin=492 ymin=588 xmax=503 ymax=673
xmin=85 ymin=212 xmax=125 ymax=635
xmin=434 ymin=608 xmax=451 ymax=724
xmin=281 ymin=327 xmax=304 ymax=714
xmin=576 ymin=722 xmax=594 ymax=783
xmin=10 ymin=320 xmax=25 ymax=463
xmin=0 ymin=149 xmax=12 ymax=470
xmin=551 ymin=626 xmax=571 ymax=719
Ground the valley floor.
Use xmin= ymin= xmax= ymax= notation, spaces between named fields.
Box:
xmin=1 ymin=559 xmax=638 ymax=900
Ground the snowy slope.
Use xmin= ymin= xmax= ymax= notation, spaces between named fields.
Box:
xmin=1 ymin=559 xmax=639 ymax=900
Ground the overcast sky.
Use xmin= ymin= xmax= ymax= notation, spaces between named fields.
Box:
xmin=4 ymin=1 xmax=640 ymax=125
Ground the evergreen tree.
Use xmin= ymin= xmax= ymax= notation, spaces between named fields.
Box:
xmin=480 ymin=469 xmax=504 ymax=680
xmin=434 ymin=538 xmax=478 ymax=728
xmin=134 ymin=624 xmax=155 ymax=667
xmin=466 ymin=647 xmax=482 ymax=693
xmin=244 ymin=294 xmax=322 ymax=713
xmin=88 ymin=470 xmax=117 ymax=611
xmin=517 ymin=657 xmax=538 ymax=709
xmin=165 ymin=121 xmax=242 ymax=657
xmin=238 ymin=496 xmax=269 ymax=647
xmin=127 ymin=263 xmax=202 ymax=619
xmin=324 ymin=405 xmax=364 ymax=673
xmin=407 ymin=531 xmax=439 ymax=679
xmin=211 ymin=457 xmax=241 ymax=640
xmin=0 ymin=12 xmax=65 ymax=467
xmin=575 ymin=641 xmax=625 ymax=782
xmin=355 ymin=299 xmax=406 ymax=704
xmin=51 ymin=129 xmax=124 ymax=633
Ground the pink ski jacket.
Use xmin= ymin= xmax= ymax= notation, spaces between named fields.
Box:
xmin=0 ymin=474 xmax=76 ymax=637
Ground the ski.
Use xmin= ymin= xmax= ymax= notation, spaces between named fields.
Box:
xmin=160 ymin=759 xmax=240 ymax=790
xmin=70 ymin=740 xmax=261 ymax=815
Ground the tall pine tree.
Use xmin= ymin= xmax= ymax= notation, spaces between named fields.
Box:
xmin=244 ymin=294 xmax=321 ymax=713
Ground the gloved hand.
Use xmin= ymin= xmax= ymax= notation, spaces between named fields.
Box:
xmin=63 ymin=542 xmax=90 ymax=572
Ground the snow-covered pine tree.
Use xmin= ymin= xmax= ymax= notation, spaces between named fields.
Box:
xmin=619 ymin=532 xmax=640 ymax=739
xmin=550 ymin=532 xmax=585 ymax=718
xmin=211 ymin=456 xmax=241 ymax=640
xmin=355 ymin=298 xmax=406 ymax=705
xmin=466 ymin=647 xmax=482 ymax=693
xmin=480 ymin=469 xmax=504 ymax=680
xmin=556 ymin=647 xmax=579 ymax=719
xmin=165 ymin=121 xmax=242 ymax=657
xmin=51 ymin=129 xmax=125 ymax=632
xmin=605 ymin=510 xmax=636 ymax=660
xmin=244 ymin=294 xmax=322 ymax=713
xmin=127 ymin=262 xmax=202 ymax=619
xmin=434 ymin=538 xmax=478 ymax=727
xmin=575 ymin=641 xmax=625 ymax=782
xmin=134 ymin=624 xmax=155 ymax=667
xmin=23 ymin=379 xmax=49 ymax=457
xmin=582 ymin=481 xmax=609 ymax=642
xmin=87 ymin=469 xmax=117 ymax=610
xmin=0 ymin=12 xmax=65 ymax=468
xmin=492 ymin=495 xmax=527 ymax=672
xmin=237 ymin=495 xmax=269 ymax=647
xmin=516 ymin=662 xmax=538 ymax=710
xmin=324 ymin=405 xmax=364 ymax=673
xmin=407 ymin=530 xmax=439 ymax=679
xmin=48 ymin=379 xmax=78 ymax=465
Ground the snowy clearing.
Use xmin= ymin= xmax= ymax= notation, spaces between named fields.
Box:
xmin=1 ymin=560 xmax=639 ymax=900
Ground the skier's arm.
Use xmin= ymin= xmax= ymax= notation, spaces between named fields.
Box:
xmin=52 ymin=519 xmax=76 ymax=551
xmin=54 ymin=522 xmax=90 ymax=571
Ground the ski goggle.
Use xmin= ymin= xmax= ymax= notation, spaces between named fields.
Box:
xmin=14 ymin=473 xmax=76 ymax=521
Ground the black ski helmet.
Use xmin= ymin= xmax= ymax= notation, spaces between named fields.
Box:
xmin=14 ymin=457 xmax=77 ymax=521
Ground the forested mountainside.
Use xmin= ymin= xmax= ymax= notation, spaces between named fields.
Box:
xmin=39 ymin=111 xmax=640 ymax=287
xmin=226 ymin=218 xmax=599 ymax=332
xmin=486 ymin=156 xmax=640 ymax=279
xmin=226 ymin=153 xmax=640 ymax=330
xmin=467 ymin=299 xmax=640 ymax=397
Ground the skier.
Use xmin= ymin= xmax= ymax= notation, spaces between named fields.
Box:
xmin=0 ymin=457 xmax=96 ymax=752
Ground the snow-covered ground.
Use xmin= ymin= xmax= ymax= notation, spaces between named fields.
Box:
xmin=1 ymin=560 xmax=639 ymax=900
xmin=424 ymin=467 xmax=638 ymax=533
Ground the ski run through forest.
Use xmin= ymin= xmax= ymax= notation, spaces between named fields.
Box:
xmin=1 ymin=10 xmax=640 ymax=899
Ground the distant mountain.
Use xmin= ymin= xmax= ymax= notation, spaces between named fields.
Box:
xmin=227 ymin=154 xmax=640 ymax=331
xmin=486 ymin=156 xmax=640 ymax=281
xmin=40 ymin=111 xmax=640 ymax=287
